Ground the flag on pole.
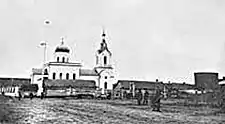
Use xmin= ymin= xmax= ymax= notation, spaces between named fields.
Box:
xmin=40 ymin=41 xmax=47 ymax=47
xmin=45 ymin=20 xmax=51 ymax=25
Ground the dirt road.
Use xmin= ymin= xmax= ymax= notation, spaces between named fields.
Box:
xmin=0 ymin=97 xmax=225 ymax=124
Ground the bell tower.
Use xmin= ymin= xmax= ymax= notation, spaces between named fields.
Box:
xmin=95 ymin=30 xmax=112 ymax=68
xmin=95 ymin=30 xmax=115 ymax=94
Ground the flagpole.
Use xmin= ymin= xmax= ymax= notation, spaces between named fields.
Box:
xmin=42 ymin=20 xmax=50 ymax=66
xmin=44 ymin=42 xmax=47 ymax=65
xmin=40 ymin=41 xmax=47 ymax=67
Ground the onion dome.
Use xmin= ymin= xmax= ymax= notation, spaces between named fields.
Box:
xmin=55 ymin=37 xmax=70 ymax=53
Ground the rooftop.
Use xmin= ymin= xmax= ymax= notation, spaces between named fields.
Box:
xmin=80 ymin=69 xmax=99 ymax=76
xmin=0 ymin=77 xmax=31 ymax=87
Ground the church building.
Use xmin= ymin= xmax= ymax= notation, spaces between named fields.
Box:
xmin=31 ymin=31 xmax=116 ymax=95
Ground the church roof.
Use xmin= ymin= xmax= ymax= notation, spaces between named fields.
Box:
xmin=44 ymin=79 xmax=97 ymax=90
xmin=48 ymin=62 xmax=82 ymax=67
xmin=97 ymin=31 xmax=112 ymax=56
xmin=97 ymin=41 xmax=112 ymax=55
xmin=80 ymin=69 xmax=99 ymax=76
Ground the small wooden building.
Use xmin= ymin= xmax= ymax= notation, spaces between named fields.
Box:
xmin=0 ymin=77 xmax=31 ymax=97
xmin=113 ymin=80 xmax=164 ymax=99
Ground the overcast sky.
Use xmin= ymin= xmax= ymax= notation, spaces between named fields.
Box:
xmin=1 ymin=0 xmax=225 ymax=84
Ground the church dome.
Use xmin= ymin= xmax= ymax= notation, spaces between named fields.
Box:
xmin=55 ymin=45 xmax=70 ymax=53
xmin=55 ymin=37 xmax=70 ymax=53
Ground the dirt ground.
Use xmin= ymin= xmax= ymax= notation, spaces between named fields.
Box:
xmin=0 ymin=96 xmax=225 ymax=124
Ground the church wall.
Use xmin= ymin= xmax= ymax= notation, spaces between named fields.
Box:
xmin=99 ymin=70 xmax=115 ymax=94
xmin=48 ymin=65 xmax=80 ymax=80
xmin=54 ymin=52 xmax=70 ymax=63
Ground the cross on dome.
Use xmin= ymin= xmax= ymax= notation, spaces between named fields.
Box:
xmin=60 ymin=36 xmax=64 ymax=45
xmin=55 ymin=36 xmax=70 ymax=53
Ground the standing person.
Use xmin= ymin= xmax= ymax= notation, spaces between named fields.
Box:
xmin=143 ymin=90 xmax=149 ymax=105
xmin=18 ymin=91 xmax=22 ymax=101
xmin=136 ymin=89 xmax=143 ymax=105
xmin=152 ymin=86 xmax=162 ymax=112
xmin=40 ymin=92 xmax=44 ymax=99
xmin=29 ymin=93 xmax=33 ymax=100
xmin=2 ymin=91 xmax=5 ymax=96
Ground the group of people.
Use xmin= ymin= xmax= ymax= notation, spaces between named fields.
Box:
xmin=136 ymin=90 xmax=149 ymax=105
xmin=135 ymin=87 xmax=162 ymax=112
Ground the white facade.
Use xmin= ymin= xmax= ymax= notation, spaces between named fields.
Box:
xmin=46 ymin=63 xmax=81 ymax=80
xmin=54 ymin=52 xmax=70 ymax=63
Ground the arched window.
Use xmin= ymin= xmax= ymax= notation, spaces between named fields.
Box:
xmin=57 ymin=57 xmax=59 ymax=62
xmin=73 ymin=73 xmax=76 ymax=80
xmin=53 ymin=73 xmax=56 ymax=79
xmin=66 ymin=73 xmax=69 ymax=80
xmin=104 ymin=82 xmax=107 ymax=89
xmin=104 ymin=56 xmax=107 ymax=65
xmin=12 ymin=87 xmax=15 ymax=93
xmin=9 ymin=87 xmax=11 ymax=93
xmin=59 ymin=73 xmax=62 ymax=79
xmin=62 ymin=57 xmax=65 ymax=63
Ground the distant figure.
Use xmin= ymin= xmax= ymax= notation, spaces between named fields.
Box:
xmin=136 ymin=89 xmax=143 ymax=105
xmin=40 ymin=92 xmax=44 ymax=99
xmin=2 ymin=91 xmax=5 ymax=96
xmin=18 ymin=91 xmax=22 ymax=101
xmin=107 ymin=92 xmax=111 ymax=100
xmin=152 ymin=86 xmax=162 ymax=112
xmin=143 ymin=90 xmax=149 ymax=105
xmin=29 ymin=93 xmax=33 ymax=100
